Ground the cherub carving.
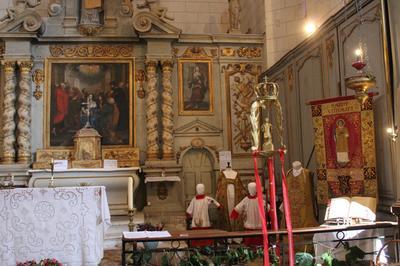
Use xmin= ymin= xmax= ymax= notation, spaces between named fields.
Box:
xmin=136 ymin=0 xmax=173 ymax=21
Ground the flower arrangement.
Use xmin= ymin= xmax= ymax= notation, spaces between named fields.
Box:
xmin=17 ymin=258 xmax=62 ymax=266
xmin=137 ymin=222 xmax=164 ymax=231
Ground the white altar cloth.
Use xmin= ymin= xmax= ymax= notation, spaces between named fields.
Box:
xmin=0 ymin=186 xmax=111 ymax=266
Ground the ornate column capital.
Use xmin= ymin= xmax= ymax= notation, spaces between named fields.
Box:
xmin=161 ymin=59 xmax=174 ymax=69
xmin=17 ymin=61 xmax=33 ymax=73
xmin=2 ymin=61 xmax=16 ymax=73
xmin=145 ymin=59 xmax=158 ymax=69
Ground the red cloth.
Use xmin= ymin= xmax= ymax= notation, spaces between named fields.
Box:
xmin=252 ymin=152 xmax=270 ymax=266
xmin=53 ymin=87 xmax=69 ymax=124
xmin=189 ymin=227 xmax=214 ymax=247
xmin=230 ymin=209 xmax=239 ymax=219
xmin=243 ymin=228 xmax=263 ymax=247
xmin=195 ymin=195 xmax=205 ymax=200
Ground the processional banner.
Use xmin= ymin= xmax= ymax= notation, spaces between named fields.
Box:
xmin=309 ymin=95 xmax=377 ymax=204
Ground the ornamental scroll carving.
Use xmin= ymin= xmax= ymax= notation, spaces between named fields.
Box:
xmin=49 ymin=45 xmax=134 ymax=58
xmin=225 ymin=63 xmax=261 ymax=155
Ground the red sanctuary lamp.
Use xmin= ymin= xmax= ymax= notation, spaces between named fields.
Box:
xmin=344 ymin=47 xmax=376 ymax=103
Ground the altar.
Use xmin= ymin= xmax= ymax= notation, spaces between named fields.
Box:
xmin=28 ymin=168 xmax=140 ymax=215
xmin=0 ymin=186 xmax=110 ymax=266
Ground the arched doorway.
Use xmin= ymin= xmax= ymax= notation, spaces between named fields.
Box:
xmin=181 ymin=148 xmax=215 ymax=207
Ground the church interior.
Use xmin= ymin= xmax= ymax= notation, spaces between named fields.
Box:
xmin=1 ymin=0 xmax=400 ymax=265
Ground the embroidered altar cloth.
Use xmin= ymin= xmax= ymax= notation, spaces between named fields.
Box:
xmin=0 ymin=186 xmax=111 ymax=266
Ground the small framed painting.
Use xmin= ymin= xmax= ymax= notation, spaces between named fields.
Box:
xmin=178 ymin=58 xmax=213 ymax=115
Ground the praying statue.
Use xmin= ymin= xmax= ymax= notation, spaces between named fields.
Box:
xmin=334 ymin=119 xmax=350 ymax=164
xmin=228 ymin=0 xmax=241 ymax=33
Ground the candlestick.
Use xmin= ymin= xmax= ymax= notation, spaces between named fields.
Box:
xmin=128 ymin=177 xmax=133 ymax=210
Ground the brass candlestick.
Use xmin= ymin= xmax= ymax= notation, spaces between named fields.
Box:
xmin=128 ymin=208 xmax=136 ymax=232
xmin=48 ymin=159 xmax=55 ymax=188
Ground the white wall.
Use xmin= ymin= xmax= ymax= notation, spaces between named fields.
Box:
xmin=265 ymin=0 xmax=350 ymax=68
xmin=162 ymin=0 xmax=230 ymax=34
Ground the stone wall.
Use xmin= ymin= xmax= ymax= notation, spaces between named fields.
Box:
xmin=240 ymin=0 xmax=265 ymax=34
xmin=265 ymin=0 xmax=350 ymax=68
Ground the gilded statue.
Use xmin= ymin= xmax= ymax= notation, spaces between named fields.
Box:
xmin=334 ymin=119 xmax=350 ymax=164
xmin=261 ymin=118 xmax=274 ymax=153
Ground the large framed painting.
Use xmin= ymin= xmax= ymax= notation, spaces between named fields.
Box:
xmin=178 ymin=58 xmax=213 ymax=115
xmin=44 ymin=58 xmax=134 ymax=148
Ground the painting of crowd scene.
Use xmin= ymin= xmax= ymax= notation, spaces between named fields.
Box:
xmin=46 ymin=61 xmax=132 ymax=147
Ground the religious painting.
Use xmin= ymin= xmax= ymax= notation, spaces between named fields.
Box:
xmin=225 ymin=63 xmax=260 ymax=156
xmin=310 ymin=95 xmax=377 ymax=204
xmin=178 ymin=59 xmax=213 ymax=115
xmin=44 ymin=58 xmax=134 ymax=148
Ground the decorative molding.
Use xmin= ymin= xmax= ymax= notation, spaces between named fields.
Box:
xmin=325 ymin=37 xmax=335 ymax=68
xmin=102 ymin=147 xmax=140 ymax=167
xmin=224 ymin=63 xmax=261 ymax=155
xmin=0 ymin=43 xmax=4 ymax=56
xmin=32 ymin=69 xmax=44 ymax=100
xmin=136 ymin=69 xmax=146 ymax=99
xmin=181 ymin=47 xmax=210 ymax=58
xmin=120 ymin=0 xmax=133 ymax=16
xmin=221 ymin=47 xmax=236 ymax=57
xmin=49 ymin=44 xmax=134 ymax=58
xmin=48 ymin=0 xmax=63 ymax=17
xmin=132 ymin=11 xmax=181 ymax=34
xmin=0 ymin=9 xmax=43 ymax=33
xmin=237 ymin=47 xmax=262 ymax=58
xmin=174 ymin=119 xmax=222 ymax=137
xmin=172 ymin=47 xmax=179 ymax=57
xmin=287 ymin=65 xmax=293 ymax=91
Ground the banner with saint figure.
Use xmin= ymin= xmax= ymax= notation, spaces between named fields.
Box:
xmin=309 ymin=94 xmax=377 ymax=204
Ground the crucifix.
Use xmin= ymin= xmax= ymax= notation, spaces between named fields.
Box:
xmin=81 ymin=95 xmax=96 ymax=128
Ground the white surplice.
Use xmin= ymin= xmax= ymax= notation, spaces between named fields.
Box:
xmin=186 ymin=195 xmax=220 ymax=228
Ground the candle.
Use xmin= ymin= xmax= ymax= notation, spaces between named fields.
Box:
xmin=128 ymin=177 xmax=133 ymax=210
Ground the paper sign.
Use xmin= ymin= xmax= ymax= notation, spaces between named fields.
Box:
xmin=103 ymin=159 xmax=118 ymax=169
xmin=53 ymin=160 xmax=68 ymax=171
xmin=219 ymin=151 xmax=232 ymax=170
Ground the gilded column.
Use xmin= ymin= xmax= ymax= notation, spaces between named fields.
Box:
xmin=161 ymin=60 xmax=174 ymax=160
xmin=17 ymin=61 xmax=33 ymax=163
xmin=145 ymin=60 xmax=159 ymax=160
xmin=1 ymin=61 xmax=17 ymax=164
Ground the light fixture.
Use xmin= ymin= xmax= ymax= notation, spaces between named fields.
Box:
xmin=304 ymin=21 xmax=317 ymax=35
xmin=387 ymin=126 xmax=398 ymax=142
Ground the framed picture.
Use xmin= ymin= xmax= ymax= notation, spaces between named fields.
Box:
xmin=178 ymin=58 xmax=213 ymax=115
xmin=44 ymin=58 xmax=135 ymax=148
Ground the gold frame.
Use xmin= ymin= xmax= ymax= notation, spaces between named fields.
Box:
xmin=44 ymin=57 xmax=136 ymax=149
xmin=178 ymin=58 xmax=214 ymax=115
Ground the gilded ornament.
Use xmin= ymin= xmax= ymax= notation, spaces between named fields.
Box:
xmin=49 ymin=45 xmax=134 ymax=58
xmin=32 ymin=69 xmax=44 ymax=100
xmin=221 ymin=48 xmax=235 ymax=57
xmin=136 ymin=69 xmax=146 ymax=99
xmin=182 ymin=47 xmax=209 ymax=58
xmin=237 ymin=47 xmax=262 ymax=58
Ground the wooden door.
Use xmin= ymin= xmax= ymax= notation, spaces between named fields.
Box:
xmin=182 ymin=149 xmax=214 ymax=207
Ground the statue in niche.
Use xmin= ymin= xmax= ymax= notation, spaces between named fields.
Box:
xmin=334 ymin=119 xmax=350 ymax=164
xmin=136 ymin=0 xmax=173 ymax=21
xmin=261 ymin=117 xmax=274 ymax=154
xmin=78 ymin=0 xmax=104 ymax=35
xmin=228 ymin=0 xmax=241 ymax=33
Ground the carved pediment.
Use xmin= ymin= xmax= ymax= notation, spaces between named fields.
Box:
xmin=175 ymin=119 xmax=222 ymax=137
xmin=132 ymin=11 xmax=181 ymax=34
xmin=0 ymin=10 xmax=43 ymax=34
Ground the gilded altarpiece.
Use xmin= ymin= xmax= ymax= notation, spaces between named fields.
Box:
xmin=310 ymin=95 xmax=377 ymax=204
xmin=225 ymin=64 xmax=260 ymax=156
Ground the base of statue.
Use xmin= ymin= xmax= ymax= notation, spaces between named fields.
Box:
xmin=72 ymin=160 xmax=102 ymax=169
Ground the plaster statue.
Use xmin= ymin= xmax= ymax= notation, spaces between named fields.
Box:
xmin=136 ymin=0 xmax=173 ymax=21
xmin=186 ymin=184 xmax=220 ymax=228
xmin=228 ymin=0 xmax=241 ymax=32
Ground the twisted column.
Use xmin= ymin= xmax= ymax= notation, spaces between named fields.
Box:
xmin=1 ymin=61 xmax=17 ymax=164
xmin=145 ymin=60 xmax=159 ymax=160
xmin=161 ymin=60 xmax=174 ymax=160
xmin=17 ymin=61 xmax=33 ymax=163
